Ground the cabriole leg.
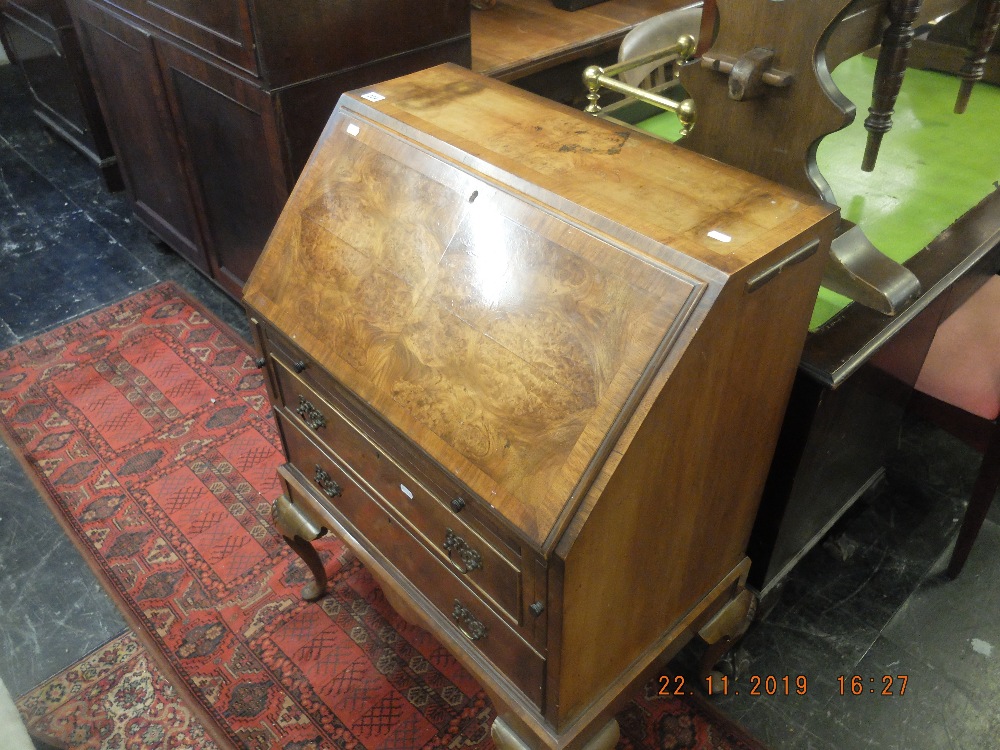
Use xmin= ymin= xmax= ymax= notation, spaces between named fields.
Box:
xmin=491 ymin=717 xmax=620 ymax=750
xmin=272 ymin=493 xmax=327 ymax=600
xmin=697 ymin=587 xmax=758 ymax=680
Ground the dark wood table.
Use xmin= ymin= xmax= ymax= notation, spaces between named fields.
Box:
xmin=471 ymin=0 xmax=691 ymax=104
xmin=471 ymin=0 xmax=689 ymax=80
xmin=751 ymin=186 xmax=1000 ymax=600
xmin=641 ymin=0 xmax=1000 ymax=601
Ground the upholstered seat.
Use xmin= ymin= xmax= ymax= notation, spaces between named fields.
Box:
xmin=911 ymin=274 xmax=1000 ymax=578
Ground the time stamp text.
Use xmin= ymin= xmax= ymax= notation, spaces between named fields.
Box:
xmin=659 ymin=674 xmax=909 ymax=697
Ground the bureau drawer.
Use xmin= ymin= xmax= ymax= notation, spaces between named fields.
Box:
xmin=265 ymin=338 xmax=520 ymax=549
xmin=260 ymin=327 xmax=520 ymax=556
xmin=276 ymin=402 xmax=524 ymax=627
xmin=272 ymin=359 xmax=526 ymax=624
xmin=278 ymin=453 xmax=545 ymax=706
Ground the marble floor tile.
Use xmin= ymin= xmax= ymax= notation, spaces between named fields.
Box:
xmin=729 ymin=699 xmax=815 ymax=750
xmin=0 ymin=320 xmax=15 ymax=350
xmin=880 ymin=521 xmax=1000 ymax=701
xmin=798 ymin=634 xmax=999 ymax=749
xmin=0 ymin=442 xmax=127 ymax=698
xmin=1 ymin=210 xmax=155 ymax=339
xmin=890 ymin=412 xmax=981 ymax=507
xmin=0 ymin=140 xmax=82 ymax=223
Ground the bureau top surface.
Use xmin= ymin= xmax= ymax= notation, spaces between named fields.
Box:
xmin=245 ymin=65 xmax=833 ymax=549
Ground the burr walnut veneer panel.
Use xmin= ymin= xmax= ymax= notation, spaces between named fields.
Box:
xmin=244 ymin=65 xmax=838 ymax=750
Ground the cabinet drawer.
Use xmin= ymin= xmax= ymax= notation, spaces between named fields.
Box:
xmin=100 ymin=0 xmax=258 ymax=75
xmin=276 ymin=398 xmax=523 ymax=625
xmin=278 ymin=453 xmax=545 ymax=706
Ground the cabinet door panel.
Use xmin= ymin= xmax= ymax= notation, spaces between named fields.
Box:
xmin=72 ymin=0 xmax=205 ymax=270
xmin=156 ymin=40 xmax=287 ymax=294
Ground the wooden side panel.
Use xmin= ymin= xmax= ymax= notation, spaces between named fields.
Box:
xmin=552 ymin=217 xmax=836 ymax=726
xmin=676 ymin=0 xmax=856 ymax=197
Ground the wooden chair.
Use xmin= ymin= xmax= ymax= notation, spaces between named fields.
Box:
xmin=910 ymin=274 xmax=1000 ymax=578
xmin=584 ymin=3 xmax=703 ymax=131
xmin=616 ymin=2 xmax=703 ymax=88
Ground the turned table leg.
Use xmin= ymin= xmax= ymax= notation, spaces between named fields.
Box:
xmin=272 ymin=493 xmax=328 ymax=601
xmin=955 ymin=0 xmax=1000 ymax=112
xmin=861 ymin=0 xmax=923 ymax=171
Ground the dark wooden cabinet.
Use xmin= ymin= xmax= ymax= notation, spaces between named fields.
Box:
xmin=67 ymin=0 xmax=471 ymax=296
xmin=0 ymin=0 xmax=120 ymax=188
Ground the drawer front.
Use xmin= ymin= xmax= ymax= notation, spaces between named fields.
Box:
xmin=271 ymin=355 xmax=526 ymax=623
xmin=275 ymin=391 xmax=523 ymax=624
xmin=100 ymin=0 xmax=258 ymax=75
xmin=278 ymin=441 xmax=545 ymax=706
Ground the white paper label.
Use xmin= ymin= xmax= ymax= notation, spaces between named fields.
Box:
xmin=361 ymin=91 xmax=385 ymax=102
xmin=346 ymin=123 xmax=360 ymax=137
xmin=707 ymin=230 xmax=732 ymax=243
xmin=400 ymin=484 xmax=414 ymax=500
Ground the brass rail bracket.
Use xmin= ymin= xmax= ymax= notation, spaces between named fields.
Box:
xmin=583 ymin=34 xmax=698 ymax=136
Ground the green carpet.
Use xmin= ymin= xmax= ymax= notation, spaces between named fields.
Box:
xmin=635 ymin=56 xmax=1000 ymax=330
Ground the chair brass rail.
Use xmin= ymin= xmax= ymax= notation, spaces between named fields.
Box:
xmin=583 ymin=34 xmax=698 ymax=136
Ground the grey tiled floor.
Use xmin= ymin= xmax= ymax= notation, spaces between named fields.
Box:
xmin=2 ymin=63 xmax=998 ymax=749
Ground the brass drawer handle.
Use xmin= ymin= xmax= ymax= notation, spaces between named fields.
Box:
xmin=452 ymin=599 xmax=487 ymax=641
xmin=313 ymin=464 xmax=342 ymax=498
xmin=296 ymin=395 xmax=326 ymax=430
xmin=443 ymin=528 xmax=483 ymax=574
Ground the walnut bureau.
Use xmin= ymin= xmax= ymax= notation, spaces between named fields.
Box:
xmin=243 ymin=65 xmax=838 ymax=750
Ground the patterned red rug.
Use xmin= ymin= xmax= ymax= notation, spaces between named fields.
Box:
xmin=1 ymin=283 xmax=765 ymax=750
xmin=16 ymin=630 xmax=219 ymax=750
